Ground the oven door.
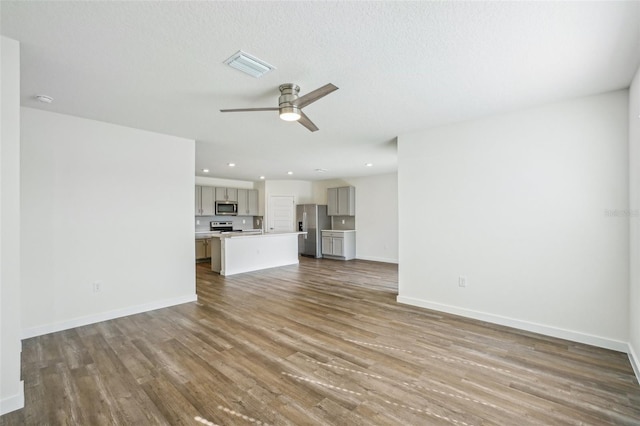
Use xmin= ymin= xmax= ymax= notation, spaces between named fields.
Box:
xmin=215 ymin=201 xmax=238 ymax=216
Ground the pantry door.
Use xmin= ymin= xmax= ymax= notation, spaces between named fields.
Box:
xmin=268 ymin=196 xmax=295 ymax=233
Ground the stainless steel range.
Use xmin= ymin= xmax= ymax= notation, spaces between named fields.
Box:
xmin=210 ymin=221 xmax=242 ymax=233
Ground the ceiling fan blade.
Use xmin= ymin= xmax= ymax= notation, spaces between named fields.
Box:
xmin=220 ymin=107 xmax=279 ymax=112
xmin=291 ymin=83 xmax=338 ymax=108
xmin=298 ymin=111 xmax=319 ymax=132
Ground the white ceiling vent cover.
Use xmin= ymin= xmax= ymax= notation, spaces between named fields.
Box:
xmin=224 ymin=51 xmax=275 ymax=78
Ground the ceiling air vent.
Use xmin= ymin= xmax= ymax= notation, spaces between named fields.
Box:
xmin=224 ymin=51 xmax=275 ymax=78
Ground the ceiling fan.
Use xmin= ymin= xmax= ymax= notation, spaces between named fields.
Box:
xmin=220 ymin=83 xmax=338 ymax=132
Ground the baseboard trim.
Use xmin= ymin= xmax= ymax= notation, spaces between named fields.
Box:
xmin=22 ymin=294 xmax=197 ymax=339
xmin=0 ymin=380 xmax=24 ymax=415
xmin=396 ymin=295 xmax=628 ymax=353
xmin=628 ymin=343 xmax=640 ymax=384
xmin=355 ymin=255 xmax=398 ymax=264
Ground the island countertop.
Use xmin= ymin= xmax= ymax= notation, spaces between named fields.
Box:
xmin=195 ymin=229 xmax=264 ymax=239
xmin=215 ymin=231 xmax=306 ymax=239
xmin=210 ymin=231 xmax=307 ymax=276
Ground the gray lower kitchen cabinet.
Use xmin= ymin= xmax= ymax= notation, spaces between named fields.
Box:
xmin=327 ymin=186 xmax=355 ymax=216
xmin=195 ymin=185 xmax=215 ymax=216
xmin=215 ymin=187 xmax=238 ymax=202
xmin=195 ymin=238 xmax=212 ymax=260
xmin=321 ymin=230 xmax=355 ymax=260
xmin=237 ymin=189 xmax=259 ymax=216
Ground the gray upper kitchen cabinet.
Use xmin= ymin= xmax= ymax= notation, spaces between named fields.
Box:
xmin=248 ymin=190 xmax=259 ymax=215
xmin=327 ymin=187 xmax=338 ymax=216
xmin=327 ymin=186 xmax=355 ymax=216
xmin=195 ymin=185 xmax=215 ymax=216
xmin=237 ymin=189 xmax=259 ymax=216
xmin=215 ymin=187 xmax=238 ymax=202
xmin=195 ymin=186 xmax=202 ymax=215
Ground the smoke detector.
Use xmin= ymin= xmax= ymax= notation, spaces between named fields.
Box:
xmin=35 ymin=94 xmax=53 ymax=103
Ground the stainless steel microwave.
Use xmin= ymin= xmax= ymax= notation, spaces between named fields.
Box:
xmin=215 ymin=200 xmax=238 ymax=216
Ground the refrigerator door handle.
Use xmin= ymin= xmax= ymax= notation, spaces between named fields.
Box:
xmin=303 ymin=211 xmax=307 ymax=239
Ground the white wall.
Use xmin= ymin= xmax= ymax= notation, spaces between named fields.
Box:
xmin=262 ymin=180 xmax=313 ymax=232
xmin=313 ymin=173 xmax=399 ymax=264
xmin=0 ymin=36 xmax=24 ymax=415
xmin=398 ymin=91 xmax=629 ymax=351
xmin=629 ymin=67 xmax=640 ymax=377
xmin=195 ymin=175 xmax=255 ymax=189
xmin=265 ymin=180 xmax=314 ymax=204
xmin=20 ymin=108 xmax=196 ymax=337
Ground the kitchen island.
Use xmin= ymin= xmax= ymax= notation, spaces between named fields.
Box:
xmin=210 ymin=231 xmax=306 ymax=276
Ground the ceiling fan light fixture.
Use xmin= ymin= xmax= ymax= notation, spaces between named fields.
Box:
xmin=224 ymin=50 xmax=275 ymax=78
xmin=279 ymin=106 xmax=301 ymax=122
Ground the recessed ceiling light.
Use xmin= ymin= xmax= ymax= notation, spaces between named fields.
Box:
xmin=35 ymin=94 xmax=53 ymax=103
xmin=287 ymin=171 xmax=293 ymax=175
xmin=202 ymin=169 xmax=210 ymax=173
xmin=224 ymin=50 xmax=275 ymax=78
xmin=228 ymin=163 xmax=236 ymax=167
xmin=365 ymin=163 xmax=373 ymax=167
xmin=259 ymin=176 xmax=265 ymax=180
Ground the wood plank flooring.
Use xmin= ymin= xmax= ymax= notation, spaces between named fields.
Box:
xmin=2 ymin=257 xmax=640 ymax=425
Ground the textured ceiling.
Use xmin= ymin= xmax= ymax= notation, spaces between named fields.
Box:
xmin=2 ymin=1 xmax=639 ymax=181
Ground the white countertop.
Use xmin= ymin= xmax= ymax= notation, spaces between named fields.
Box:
xmin=220 ymin=231 xmax=306 ymax=239
xmin=196 ymin=229 xmax=263 ymax=239
xmin=198 ymin=231 xmax=305 ymax=239
xmin=321 ymin=229 xmax=356 ymax=233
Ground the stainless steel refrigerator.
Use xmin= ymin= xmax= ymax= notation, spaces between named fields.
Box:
xmin=296 ymin=204 xmax=330 ymax=258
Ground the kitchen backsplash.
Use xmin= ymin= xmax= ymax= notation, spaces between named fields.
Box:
xmin=332 ymin=216 xmax=356 ymax=230
xmin=196 ymin=215 xmax=351 ymax=232
xmin=195 ymin=216 xmax=263 ymax=232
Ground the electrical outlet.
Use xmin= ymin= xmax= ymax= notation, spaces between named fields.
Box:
xmin=242 ymin=219 xmax=246 ymax=224
xmin=458 ymin=276 xmax=467 ymax=288
xmin=93 ymin=281 xmax=102 ymax=292
xmin=196 ymin=220 xmax=200 ymax=225
xmin=341 ymin=219 xmax=345 ymax=224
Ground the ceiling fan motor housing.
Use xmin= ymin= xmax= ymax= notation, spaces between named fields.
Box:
xmin=278 ymin=83 xmax=301 ymax=117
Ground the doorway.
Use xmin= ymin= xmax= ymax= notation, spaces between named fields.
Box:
xmin=268 ymin=196 xmax=295 ymax=233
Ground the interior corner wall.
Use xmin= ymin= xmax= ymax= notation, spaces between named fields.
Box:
xmin=397 ymin=91 xmax=630 ymax=351
xmin=0 ymin=36 xmax=24 ymax=416
xmin=629 ymin=66 xmax=640 ymax=377
xmin=20 ymin=108 xmax=196 ymax=338
xmin=313 ymin=173 xmax=399 ymax=264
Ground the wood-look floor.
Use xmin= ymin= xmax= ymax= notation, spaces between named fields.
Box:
xmin=2 ymin=257 xmax=640 ymax=425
